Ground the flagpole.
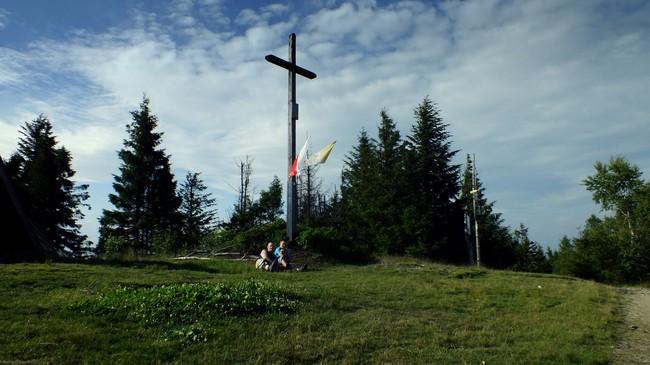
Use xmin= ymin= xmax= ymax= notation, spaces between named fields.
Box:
xmin=472 ymin=153 xmax=481 ymax=268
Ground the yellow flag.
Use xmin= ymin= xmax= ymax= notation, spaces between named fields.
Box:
xmin=306 ymin=141 xmax=336 ymax=166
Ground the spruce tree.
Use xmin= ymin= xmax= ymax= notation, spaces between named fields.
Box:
xmin=512 ymin=224 xmax=550 ymax=273
xmin=179 ymin=171 xmax=217 ymax=250
xmin=341 ymin=128 xmax=380 ymax=254
xmin=404 ymin=97 xmax=460 ymax=258
xmin=459 ymin=154 xmax=517 ymax=268
xmin=8 ymin=115 xmax=89 ymax=255
xmin=98 ymin=96 xmax=181 ymax=254
xmin=374 ymin=110 xmax=406 ymax=254
xmin=551 ymin=236 xmax=577 ymax=275
xmin=253 ymin=176 xmax=283 ymax=225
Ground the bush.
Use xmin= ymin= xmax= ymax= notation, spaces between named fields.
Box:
xmin=200 ymin=229 xmax=238 ymax=252
xmin=298 ymin=226 xmax=373 ymax=263
xmin=73 ymin=280 xmax=299 ymax=326
xmin=102 ymin=235 xmax=130 ymax=256
xmin=297 ymin=226 xmax=337 ymax=254
xmin=232 ymin=219 xmax=286 ymax=254
xmin=152 ymin=230 xmax=181 ymax=255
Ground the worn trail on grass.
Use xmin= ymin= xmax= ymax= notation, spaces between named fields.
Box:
xmin=614 ymin=287 xmax=650 ymax=364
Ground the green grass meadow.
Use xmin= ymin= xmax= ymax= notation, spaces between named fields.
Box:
xmin=0 ymin=258 xmax=618 ymax=364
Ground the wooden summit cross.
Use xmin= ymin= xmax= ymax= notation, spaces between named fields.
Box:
xmin=265 ymin=33 xmax=317 ymax=242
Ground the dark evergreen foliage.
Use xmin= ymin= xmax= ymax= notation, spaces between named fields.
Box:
xmin=8 ymin=115 xmax=89 ymax=255
xmin=402 ymin=97 xmax=460 ymax=259
xmin=179 ymin=171 xmax=217 ymax=250
xmin=252 ymin=176 xmax=283 ymax=225
xmin=512 ymin=224 xmax=550 ymax=273
xmin=340 ymin=128 xmax=380 ymax=255
xmin=98 ymin=96 xmax=181 ymax=254
xmin=374 ymin=110 xmax=407 ymax=254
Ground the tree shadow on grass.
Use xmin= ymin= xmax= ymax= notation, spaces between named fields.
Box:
xmin=79 ymin=258 xmax=227 ymax=274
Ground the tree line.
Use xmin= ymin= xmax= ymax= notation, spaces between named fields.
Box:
xmin=3 ymin=95 xmax=648 ymax=282
xmin=548 ymin=156 xmax=650 ymax=283
xmin=290 ymin=97 xmax=548 ymax=268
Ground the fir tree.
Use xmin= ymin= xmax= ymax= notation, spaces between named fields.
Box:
xmin=8 ymin=115 xmax=89 ymax=255
xmin=253 ymin=176 xmax=283 ymax=225
xmin=374 ymin=110 xmax=406 ymax=254
xmin=341 ymin=128 xmax=380 ymax=253
xmin=551 ymin=236 xmax=577 ymax=275
xmin=99 ymin=96 xmax=181 ymax=254
xmin=179 ymin=171 xmax=217 ymax=250
xmin=512 ymin=224 xmax=550 ymax=273
xmin=404 ymin=97 xmax=460 ymax=258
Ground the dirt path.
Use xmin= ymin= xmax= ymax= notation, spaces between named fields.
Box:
xmin=614 ymin=287 xmax=650 ymax=364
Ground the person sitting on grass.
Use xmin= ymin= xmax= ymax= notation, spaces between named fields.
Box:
xmin=278 ymin=248 xmax=290 ymax=271
xmin=274 ymin=240 xmax=291 ymax=270
xmin=255 ymin=242 xmax=278 ymax=272
xmin=275 ymin=240 xmax=308 ymax=271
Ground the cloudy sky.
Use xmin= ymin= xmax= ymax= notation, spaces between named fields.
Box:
xmin=1 ymin=0 xmax=648 ymax=248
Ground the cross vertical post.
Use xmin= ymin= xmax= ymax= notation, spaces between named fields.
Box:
xmin=265 ymin=33 xmax=317 ymax=242
xmin=287 ymin=33 xmax=297 ymax=242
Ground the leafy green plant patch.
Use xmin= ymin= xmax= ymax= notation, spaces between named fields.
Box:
xmin=73 ymin=280 xmax=299 ymax=325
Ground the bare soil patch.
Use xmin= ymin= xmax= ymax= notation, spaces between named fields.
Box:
xmin=614 ymin=287 xmax=650 ymax=364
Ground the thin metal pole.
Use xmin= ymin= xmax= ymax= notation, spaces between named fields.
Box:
xmin=287 ymin=33 xmax=297 ymax=241
xmin=472 ymin=153 xmax=480 ymax=268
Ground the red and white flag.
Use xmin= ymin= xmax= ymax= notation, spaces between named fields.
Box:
xmin=289 ymin=136 xmax=309 ymax=177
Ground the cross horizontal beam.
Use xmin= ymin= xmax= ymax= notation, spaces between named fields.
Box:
xmin=265 ymin=54 xmax=317 ymax=79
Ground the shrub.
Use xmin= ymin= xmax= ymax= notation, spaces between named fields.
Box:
xmin=232 ymin=219 xmax=286 ymax=254
xmin=152 ymin=230 xmax=182 ymax=255
xmin=102 ymin=235 xmax=130 ymax=256
xmin=73 ymin=280 xmax=299 ymax=326
xmin=298 ymin=226 xmax=373 ymax=263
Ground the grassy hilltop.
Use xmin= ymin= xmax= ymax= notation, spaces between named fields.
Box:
xmin=0 ymin=259 xmax=617 ymax=364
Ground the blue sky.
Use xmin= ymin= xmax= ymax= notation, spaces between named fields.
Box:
xmin=1 ymin=0 xmax=649 ymax=248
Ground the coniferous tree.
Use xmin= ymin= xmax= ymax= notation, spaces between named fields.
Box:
xmin=512 ymin=224 xmax=550 ymax=273
xmin=374 ymin=110 xmax=406 ymax=254
xmin=252 ymin=176 xmax=283 ymax=225
xmin=340 ymin=128 xmax=381 ymax=255
xmin=459 ymin=154 xmax=517 ymax=268
xmin=8 ymin=115 xmax=89 ymax=255
xmin=403 ymin=97 xmax=460 ymax=258
xmin=98 ymin=96 xmax=181 ymax=254
xmin=551 ymin=236 xmax=577 ymax=275
xmin=179 ymin=171 xmax=217 ymax=250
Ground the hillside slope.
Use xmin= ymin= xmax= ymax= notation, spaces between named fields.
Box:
xmin=0 ymin=259 xmax=617 ymax=364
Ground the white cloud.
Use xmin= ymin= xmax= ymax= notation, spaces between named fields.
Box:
xmin=0 ymin=8 xmax=8 ymax=29
xmin=0 ymin=47 xmax=29 ymax=85
xmin=235 ymin=4 xmax=290 ymax=26
xmin=1 ymin=0 xmax=649 ymax=247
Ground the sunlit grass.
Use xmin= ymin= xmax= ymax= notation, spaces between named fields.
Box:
xmin=0 ymin=258 xmax=618 ymax=364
